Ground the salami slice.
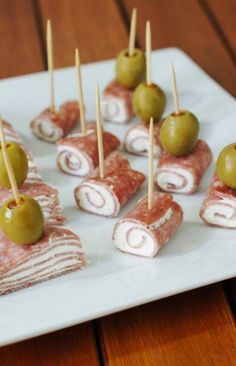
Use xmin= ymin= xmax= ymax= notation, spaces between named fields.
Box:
xmin=74 ymin=152 xmax=145 ymax=217
xmin=200 ymin=175 xmax=236 ymax=229
xmin=0 ymin=181 xmax=65 ymax=226
xmin=0 ymin=226 xmax=86 ymax=295
xmin=124 ymin=121 xmax=162 ymax=158
xmin=155 ymin=139 xmax=212 ymax=194
xmin=113 ymin=192 xmax=183 ymax=257
xmin=3 ymin=120 xmax=22 ymax=144
xmin=31 ymin=100 xmax=80 ymax=143
xmin=101 ymin=80 xmax=134 ymax=123
xmin=57 ymin=123 xmax=120 ymax=177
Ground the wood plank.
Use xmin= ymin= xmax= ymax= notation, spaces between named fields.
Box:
xmin=99 ymin=285 xmax=236 ymax=366
xmin=204 ymin=0 xmax=236 ymax=55
xmin=38 ymin=0 xmax=128 ymax=67
xmin=0 ymin=0 xmax=43 ymax=77
xmin=122 ymin=0 xmax=236 ymax=96
xmin=0 ymin=1 xmax=99 ymax=364
xmin=0 ymin=323 xmax=99 ymax=366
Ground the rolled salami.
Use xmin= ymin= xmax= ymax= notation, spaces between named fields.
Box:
xmin=57 ymin=123 xmax=120 ymax=177
xmin=74 ymin=152 xmax=145 ymax=217
xmin=124 ymin=121 xmax=162 ymax=158
xmin=113 ymin=192 xmax=183 ymax=257
xmin=155 ymin=139 xmax=212 ymax=194
xmin=200 ymin=175 xmax=236 ymax=229
xmin=101 ymin=80 xmax=134 ymax=123
xmin=0 ymin=181 xmax=65 ymax=226
xmin=0 ymin=226 xmax=86 ymax=295
xmin=31 ymin=100 xmax=80 ymax=143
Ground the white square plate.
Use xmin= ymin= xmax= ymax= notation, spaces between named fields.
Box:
xmin=0 ymin=48 xmax=235 ymax=346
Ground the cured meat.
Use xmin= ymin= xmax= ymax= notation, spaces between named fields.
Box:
xmin=124 ymin=121 xmax=162 ymax=158
xmin=57 ymin=123 xmax=120 ymax=177
xmin=155 ymin=139 xmax=212 ymax=194
xmin=3 ymin=120 xmax=22 ymax=144
xmin=0 ymin=182 xmax=65 ymax=226
xmin=2 ymin=121 xmax=42 ymax=183
xmin=101 ymin=80 xmax=134 ymax=124
xmin=200 ymin=175 xmax=236 ymax=229
xmin=88 ymin=151 xmax=131 ymax=178
xmin=74 ymin=152 xmax=145 ymax=217
xmin=0 ymin=226 xmax=86 ymax=295
xmin=113 ymin=192 xmax=183 ymax=257
xmin=31 ymin=100 xmax=80 ymax=143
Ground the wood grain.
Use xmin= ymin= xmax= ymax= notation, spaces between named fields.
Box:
xmin=122 ymin=0 xmax=236 ymax=96
xmin=99 ymin=285 xmax=236 ymax=366
xmin=204 ymin=0 xmax=236 ymax=55
xmin=0 ymin=0 xmax=43 ymax=77
xmin=38 ymin=0 xmax=128 ymax=66
xmin=0 ymin=323 xmax=99 ymax=366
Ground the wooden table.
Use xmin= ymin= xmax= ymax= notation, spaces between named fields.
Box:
xmin=0 ymin=1 xmax=236 ymax=364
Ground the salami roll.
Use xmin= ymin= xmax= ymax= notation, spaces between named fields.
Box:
xmin=0 ymin=182 xmax=65 ymax=226
xmin=31 ymin=100 xmax=80 ymax=143
xmin=113 ymin=193 xmax=183 ymax=258
xmin=74 ymin=152 xmax=145 ymax=217
xmin=155 ymin=139 xmax=212 ymax=194
xmin=57 ymin=123 xmax=120 ymax=177
xmin=200 ymin=175 xmax=236 ymax=229
xmin=0 ymin=227 xmax=86 ymax=295
xmin=101 ymin=80 xmax=134 ymax=124
xmin=124 ymin=121 xmax=162 ymax=158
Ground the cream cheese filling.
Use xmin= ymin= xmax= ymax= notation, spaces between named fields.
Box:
xmin=156 ymin=167 xmax=194 ymax=193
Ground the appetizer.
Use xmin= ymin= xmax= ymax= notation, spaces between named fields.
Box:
xmin=57 ymin=50 xmax=120 ymax=177
xmin=113 ymin=118 xmax=183 ymax=258
xmin=101 ymin=9 xmax=145 ymax=123
xmin=74 ymin=86 xmax=145 ymax=217
xmin=31 ymin=20 xmax=80 ymax=143
xmin=0 ymin=119 xmax=86 ymax=295
xmin=0 ymin=120 xmax=44 ymax=245
xmin=0 ymin=226 xmax=85 ymax=295
xmin=124 ymin=21 xmax=166 ymax=157
xmin=200 ymin=143 xmax=236 ymax=229
xmin=1 ymin=120 xmax=65 ymax=226
xmin=155 ymin=64 xmax=212 ymax=194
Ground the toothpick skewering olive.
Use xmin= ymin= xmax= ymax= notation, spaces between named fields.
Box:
xmin=115 ymin=9 xmax=145 ymax=89
xmin=0 ymin=141 xmax=28 ymax=188
xmin=160 ymin=63 xmax=199 ymax=157
xmin=132 ymin=21 xmax=166 ymax=123
xmin=0 ymin=119 xmax=44 ymax=245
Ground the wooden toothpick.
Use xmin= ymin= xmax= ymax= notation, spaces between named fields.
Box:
xmin=95 ymin=85 xmax=105 ymax=179
xmin=47 ymin=19 xmax=55 ymax=113
xmin=148 ymin=117 xmax=154 ymax=210
xmin=75 ymin=49 xmax=87 ymax=135
xmin=128 ymin=8 xmax=137 ymax=57
xmin=146 ymin=21 xmax=152 ymax=85
xmin=0 ymin=119 xmax=21 ymax=205
xmin=171 ymin=62 xmax=180 ymax=115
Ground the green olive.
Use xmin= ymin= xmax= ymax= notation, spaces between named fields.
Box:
xmin=0 ymin=195 xmax=44 ymax=245
xmin=216 ymin=143 xmax=236 ymax=189
xmin=116 ymin=48 xmax=146 ymax=89
xmin=133 ymin=82 xmax=166 ymax=122
xmin=160 ymin=110 xmax=200 ymax=157
xmin=0 ymin=142 xmax=28 ymax=188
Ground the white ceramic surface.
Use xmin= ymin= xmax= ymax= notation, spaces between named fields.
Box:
xmin=0 ymin=48 xmax=235 ymax=346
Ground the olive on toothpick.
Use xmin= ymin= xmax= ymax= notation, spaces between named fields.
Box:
xmin=0 ymin=119 xmax=44 ymax=245
xmin=160 ymin=63 xmax=199 ymax=156
xmin=216 ymin=143 xmax=236 ymax=189
xmin=116 ymin=8 xmax=145 ymax=89
xmin=133 ymin=21 xmax=166 ymax=122
xmin=0 ymin=141 xmax=28 ymax=188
